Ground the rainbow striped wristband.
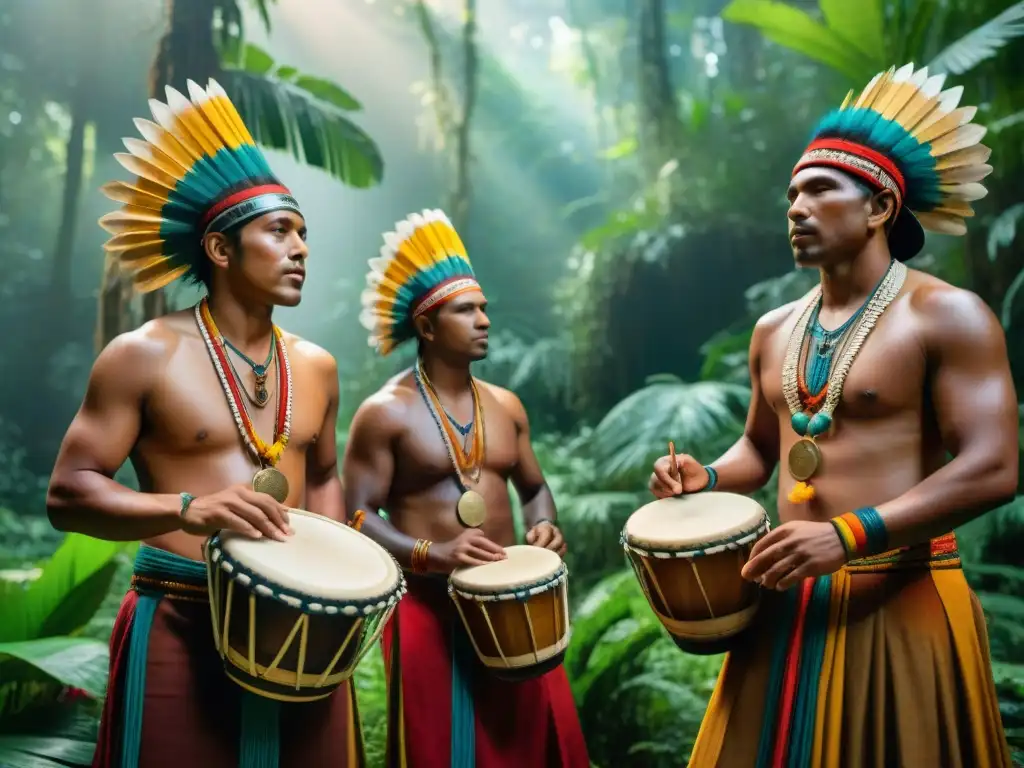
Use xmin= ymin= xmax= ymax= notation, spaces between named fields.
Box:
xmin=831 ymin=507 xmax=888 ymax=560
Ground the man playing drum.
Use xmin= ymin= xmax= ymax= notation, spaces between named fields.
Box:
xmin=649 ymin=64 xmax=1017 ymax=766
xmin=343 ymin=209 xmax=590 ymax=767
xmin=46 ymin=81 xmax=364 ymax=767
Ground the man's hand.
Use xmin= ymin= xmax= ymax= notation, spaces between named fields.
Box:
xmin=431 ymin=529 xmax=507 ymax=572
xmin=181 ymin=484 xmax=293 ymax=542
xmin=741 ymin=520 xmax=847 ymax=591
xmin=649 ymin=453 xmax=711 ymax=498
xmin=526 ymin=520 xmax=567 ymax=557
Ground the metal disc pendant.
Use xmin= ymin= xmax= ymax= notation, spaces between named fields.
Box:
xmin=253 ymin=466 xmax=289 ymax=503
xmin=457 ymin=490 xmax=487 ymax=528
xmin=787 ymin=438 xmax=822 ymax=482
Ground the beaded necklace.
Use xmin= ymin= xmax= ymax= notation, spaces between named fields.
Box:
xmin=195 ymin=298 xmax=292 ymax=469
xmin=414 ymin=360 xmax=487 ymax=527
xmin=781 ymin=259 xmax=907 ymax=503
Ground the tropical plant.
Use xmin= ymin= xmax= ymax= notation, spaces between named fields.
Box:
xmin=0 ymin=534 xmax=136 ymax=767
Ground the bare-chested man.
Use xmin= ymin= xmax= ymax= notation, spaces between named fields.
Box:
xmin=648 ymin=64 xmax=1017 ymax=767
xmin=45 ymin=81 xmax=363 ymax=768
xmin=343 ymin=210 xmax=589 ymax=767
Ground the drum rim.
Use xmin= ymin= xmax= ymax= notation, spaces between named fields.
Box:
xmin=448 ymin=562 xmax=568 ymax=601
xmin=206 ymin=510 xmax=407 ymax=616
xmin=620 ymin=514 xmax=770 ymax=558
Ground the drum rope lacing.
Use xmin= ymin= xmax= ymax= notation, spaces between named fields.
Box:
xmin=449 ymin=564 xmax=568 ymax=603
xmin=620 ymin=515 xmax=771 ymax=559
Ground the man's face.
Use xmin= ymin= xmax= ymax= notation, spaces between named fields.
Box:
xmin=219 ymin=210 xmax=309 ymax=306
xmin=426 ymin=290 xmax=490 ymax=361
xmin=786 ymin=167 xmax=891 ymax=268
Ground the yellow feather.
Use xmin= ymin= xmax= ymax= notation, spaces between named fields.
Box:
xmin=103 ymin=232 xmax=165 ymax=254
xmin=123 ymin=137 xmax=188 ymax=177
xmin=100 ymin=181 xmax=167 ymax=211
xmin=98 ymin=208 xmax=164 ymax=235
xmin=163 ymin=86 xmax=222 ymax=157
xmin=932 ymin=200 xmax=975 ymax=218
xmin=854 ymin=68 xmax=892 ymax=109
xmin=116 ymin=240 xmax=167 ymax=265
xmin=208 ymin=79 xmax=256 ymax=145
xmin=893 ymin=73 xmax=948 ymax=129
xmin=915 ymin=211 xmax=967 ymax=236
xmin=187 ymin=80 xmax=244 ymax=150
xmin=148 ymin=99 xmax=207 ymax=160
xmin=937 ymin=163 xmax=993 ymax=184
xmin=935 ymin=144 xmax=992 ymax=171
xmin=132 ymin=261 xmax=190 ymax=293
xmin=114 ymin=153 xmax=178 ymax=191
xmin=133 ymin=118 xmax=200 ymax=169
xmin=938 ymin=182 xmax=988 ymax=202
xmin=927 ymin=123 xmax=987 ymax=157
xmin=839 ymin=89 xmax=855 ymax=110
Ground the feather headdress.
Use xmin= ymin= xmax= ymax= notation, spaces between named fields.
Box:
xmin=360 ymin=209 xmax=481 ymax=356
xmin=794 ymin=63 xmax=992 ymax=260
xmin=99 ymin=79 xmax=301 ymax=293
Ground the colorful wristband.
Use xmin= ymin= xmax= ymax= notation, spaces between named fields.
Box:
xmin=179 ymin=492 xmax=195 ymax=519
xmin=701 ymin=466 xmax=718 ymax=492
xmin=831 ymin=507 xmax=888 ymax=560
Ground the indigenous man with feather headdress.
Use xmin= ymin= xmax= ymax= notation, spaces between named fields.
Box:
xmin=343 ymin=210 xmax=590 ymax=767
xmin=46 ymin=81 xmax=364 ymax=767
xmin=649 ymin=64 xmax=1017 ymax=765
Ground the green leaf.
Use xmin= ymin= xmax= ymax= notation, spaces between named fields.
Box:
xmin=0 ymin=536 xmax=130 ymax=643
xmin=721 ymin=0 xmax=875 ymax=82
xmin=927 ymin=1 xmax=1024 ymax=75
xmin=218 ymin=69 xmax=383 ymax=188
xmin=293 ymin=75 xmax=361 ymax=112
xmin=274 ymin=66 xmax=299 ymax=82
xmin=0 ymin=699 xmax=99 ymax=768
xmin=1000 ymin=267 xmax=1024 ymax=332
xmin=987 ymin=203 xmax=1024 ymax=261
xmin=241 ymin=42 xmax=275 ymax=76
xmin=0 ymin=637 xmax=109 ymax=699
xmin=820 ymin=0 xmax=886 ymax=64
xmin=978 ymin=591 xmax=1024 ymax=620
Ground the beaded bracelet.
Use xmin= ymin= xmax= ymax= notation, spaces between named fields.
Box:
xmin=831 ymin=507 xmax=888 ymax=560
xmin=700 ymin=466 xmax=718 ymax=493
xmin=179 ymin=492 xmax=195 ymax=519
xmin=411 ymin=539 xmax=432 ymax=573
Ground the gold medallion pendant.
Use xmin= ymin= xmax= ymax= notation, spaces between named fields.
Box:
xmin=252 ymin=466 xmax=289 ymax=504
xmin=457 ymin=490 xmax=487 ymax=528
xmin=787 ymin=438 xmax=821 ymax=482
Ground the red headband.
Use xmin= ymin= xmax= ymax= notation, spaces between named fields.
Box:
xmin=793 ymin=138 xmax=905 ymax=205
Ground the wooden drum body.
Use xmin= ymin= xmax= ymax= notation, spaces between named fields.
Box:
xmin=448 ymin=545 xmax=570 ymax=682
xmin=622 ymin=492 xmax=769 ymax=655
xmin=204 ymin=509 xmax=406 ymax=702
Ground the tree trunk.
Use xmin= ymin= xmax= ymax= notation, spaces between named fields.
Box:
xmin=51 ymin=85 xmax=88 ymax=330
xmin=96 ymin=0 xmax=220 ymax=351
xmin=637 ymin=0 xmax=683 ymax=186
xmin=450 ymin=0 xmax=478 ymax=234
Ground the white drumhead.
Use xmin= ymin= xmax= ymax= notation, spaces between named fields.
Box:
xmin=220 ymin=509 xmax=399 ymax=601
xmin=624 ymin=492 xmax=766 ymax=550
xmin=451 ymin=544 xmax=562 ymax=593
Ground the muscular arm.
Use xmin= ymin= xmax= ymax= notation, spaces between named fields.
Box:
xmin=876 ymin=289 xmax=1019 ymax=547
xmin=501 ymin=390 xmax=557 ymax=529
xmin=707 ymin=313 xmax=782 ymax=492
xmin=342 ymin=396 xmax=421 ymax=568
xmin=46 ymin=333 xmax=183 ymax=540
xmin=305 ymin=352 xmax=344 ymax=522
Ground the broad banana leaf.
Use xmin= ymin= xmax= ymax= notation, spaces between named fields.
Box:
xmin=218 ymin=43 xmax=384 ymax=189
xmin=0 ymin=637 xmax=109 ymax=699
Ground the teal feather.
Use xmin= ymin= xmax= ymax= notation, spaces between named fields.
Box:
xmin=807 ymin=107 xmax=941 ymax=213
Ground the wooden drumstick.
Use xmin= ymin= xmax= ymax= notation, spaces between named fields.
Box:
xmin=668 ymin=441 xmax=680 ymax=483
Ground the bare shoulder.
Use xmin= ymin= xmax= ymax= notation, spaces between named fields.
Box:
xmin=905 ymin=270 xmax=1005 ymax=352
xmin=476 ymin=379 xmax=527 ymax=421
xmin=91 ymin=313 xmax=185 ymax=388
xmin=752 ymin=297 xmax=806 ymax=348
xmin=279 ymin=330 xmax=337 ymax=377
xmin=350 ymin=371 xmax=418 ymax=436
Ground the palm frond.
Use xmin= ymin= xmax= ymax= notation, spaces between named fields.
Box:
xmin=589 ymin=379 xmax=749 ymax=481
xmin=720 ymin=0 xmax=877 ymax=82
xmin=218 ymin=45 xmax=383 ymax=188
xmin=928 ymin=1 xmax=1024 ymax=76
